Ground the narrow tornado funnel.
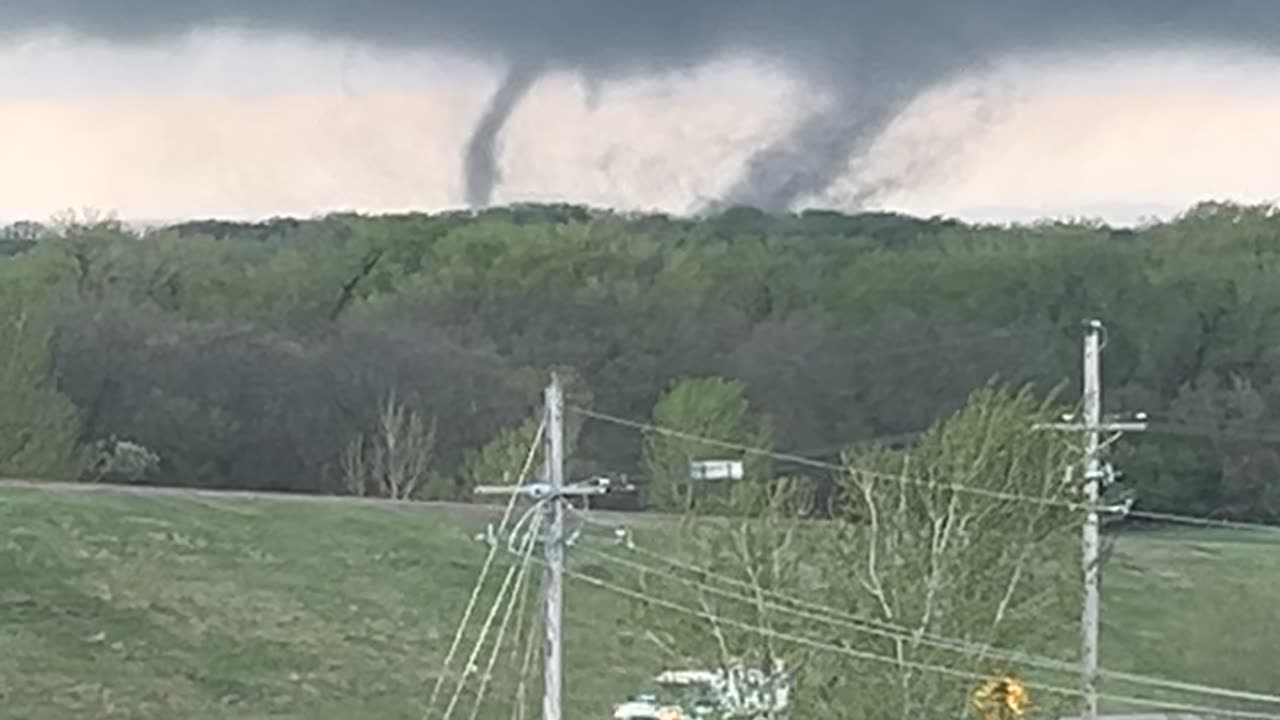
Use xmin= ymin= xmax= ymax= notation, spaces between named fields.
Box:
xmin=463 ymin=63 xmax=543 ymax=208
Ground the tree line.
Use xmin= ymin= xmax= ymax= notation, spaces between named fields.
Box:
xmin=2 ymin=202 xmax=1279 ymax=521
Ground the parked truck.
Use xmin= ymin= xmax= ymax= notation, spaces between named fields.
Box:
xmin=612 ymin=662 xmax=793 ymax=720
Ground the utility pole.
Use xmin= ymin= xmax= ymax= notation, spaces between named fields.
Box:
xmin=1080 ymin=319 xmax=1105 ymax=720
xmin=1038 ymin=319 xmax=1146 ymax=720
xmin=474 ymin=373 xmax=632 ymax=720
xmin=542 ymin=374 xmax=565 ymax=720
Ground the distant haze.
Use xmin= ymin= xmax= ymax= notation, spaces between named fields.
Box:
xmin=1 ymin=31 xmax=1279 ymax=225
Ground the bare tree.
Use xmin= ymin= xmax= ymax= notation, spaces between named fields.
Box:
xmin=341 ymin=391 xmax=437 ymax=500
xmin=615 ymin=384 xmax=1080 ymax=720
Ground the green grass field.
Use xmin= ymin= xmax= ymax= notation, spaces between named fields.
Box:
xmin=1103 ymin=527 xmax=1280 ymax=702
xmin=1 ymin=484 xmax=1276 ymax=719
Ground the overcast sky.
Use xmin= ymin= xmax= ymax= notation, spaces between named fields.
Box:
xmin=2 ymin=29 xmax=1279 ymax=225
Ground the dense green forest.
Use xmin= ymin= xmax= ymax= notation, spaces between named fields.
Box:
xmin=2 ymin=202 xmax=1279 ymax=520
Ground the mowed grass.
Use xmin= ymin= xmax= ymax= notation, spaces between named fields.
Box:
xmin=1102 ymin=527 xmax=1280 ymax=706
xmin=0 ymin=485 xmax=655 ymax=719
xmin=1 ymin=484 xmax=1278 ymax=718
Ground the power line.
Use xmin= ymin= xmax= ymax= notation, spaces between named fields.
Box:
xmin=508 ymin=593 xmax=542 ymax=720
xmin=465 ymin=512 xmax=543 ymax=720
xmin=568 ymin=519 xmax=1280 ymax=707
xmin=787 ymin=389 xmax=1085 ymax=458
xmin=554 ymin=560 xmax=1280 ymax=720
xmin=571 ymin=406 xmax=1081 ymax=510
xmin=439 ymin=453 xmax=543 ymax=720
xmin=782 ymin=431 xmax=925 ymax=459
xmin=568 ymin=400 xmax=1280 ymax=711
xmin=423 ymin=418 xmax=544 ymax=720
xmin=1124 ymin=508 xmax=1280 ymax=536
xmin=575 ymin=541 xmax=1078 ymax=669
xmin=1146 ymin=420 xmax=1280 ymax=445
xmin=571 ymin=406 xmax=1280 ymax=537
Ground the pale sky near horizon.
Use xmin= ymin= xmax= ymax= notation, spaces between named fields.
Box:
xmin=2 ymin=31 xmax=1279 ymax=226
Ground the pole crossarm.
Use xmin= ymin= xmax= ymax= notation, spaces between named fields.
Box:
xmin=1029 ymin=420 xmax=1152 ymax=430
xmin=1033 ymin=421 xmax=1149 ymax=433
xmin=475 ymin=479 xmax=622 ymax=502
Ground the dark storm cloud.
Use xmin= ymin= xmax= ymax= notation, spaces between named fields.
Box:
xmin=9 ymin=1 xmax=1280 ymax=212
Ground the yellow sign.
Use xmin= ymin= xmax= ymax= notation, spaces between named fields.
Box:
xmin=971 ymin=675 xmax=1030 ymax=720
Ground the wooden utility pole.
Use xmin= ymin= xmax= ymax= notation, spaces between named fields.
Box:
xmin=475 ymin=374 xmax=631 ymax=720
xmin=541 ymin=374 xmax=565 ymax=720
xmin=1080 ymin=319 xmax=1105 ymax=720
xmin=1038 ymin=319 xmax=1146 ymax=720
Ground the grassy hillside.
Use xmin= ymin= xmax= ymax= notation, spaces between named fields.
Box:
xmin=0 ymin=484 xmax=1276 ymax=718
xmin=1104 ymin=528 xmax=1280 ymax=699
xmin=0 ymin=485 xmax=655 ymax=719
